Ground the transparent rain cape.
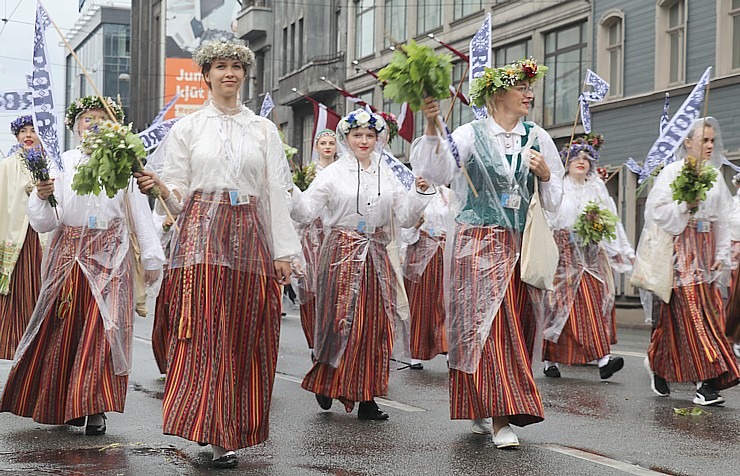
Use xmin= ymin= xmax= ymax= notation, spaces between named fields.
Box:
xmin=402 ymin=186 xmax=452 ymax=282
xmin=441 ymin=121 xmax=539 ymax=373
xmin=14 ymin=150 xmax=162 ymax=375
xmin=530 ymin=176 xmax=616 ymax=342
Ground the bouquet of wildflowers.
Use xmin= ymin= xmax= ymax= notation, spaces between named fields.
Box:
xmin=574 ymin=201 xmax=618 ymax=246
xmin=292 ymin=162 xmax=316 ymax=191
xmin=21 ymin=146 xmax=58 ymax=217
xmin=379 ymin=111 xmax=399 ymax=143
xmin=669 ymin=156 xmax=717 ymax=214
xmin=71 ymin=120 xmax=154 ymax=199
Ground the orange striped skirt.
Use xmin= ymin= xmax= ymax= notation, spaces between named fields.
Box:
xmin=448 ymin=226 xmax=543 ymax=426
xmin=0 ymin=262 xmax=128 ymax=424
xmin=301 ymin=230 xmax=393 ymax=410
xmin=404 ymin=231 xmax=447 ymax=360
xmin=648 ymin=228 xmax=740 ymax=389
xmin=543 ymin=230 xmax=612 ymax=364
xmin=298 ymin=219 xmax=324 ymax=349
xmin=162 ymin=193 xmax=280 ymax=451
xmin=0 ymin=228 xmax=42 ymax=360
xmin=151 ymin=268 xmax=170 ymax=375
xmin=725 ymin=241 xmax=740 ymax=342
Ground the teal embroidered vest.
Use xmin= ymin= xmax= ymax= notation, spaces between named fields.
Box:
xmin=457 ymin=121 xmax=538 ymax=232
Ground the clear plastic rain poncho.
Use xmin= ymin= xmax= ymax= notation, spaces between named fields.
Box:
xmin=411 ymin=118 xmax=564 ymax=373
xmin=147 ymin=100 xmax=300 ymax=272
xmin=533 ymin=174 xmax=620 ymax=343
xmin=401 ymin=185 xmax=452 ymax=282
xmin=15 ymin=147 xmax=165 ymax=376
xmin=642 ymin=117 xmax=732 ymax=290
xmin=291 ymin=111 xmax=432 ymax=368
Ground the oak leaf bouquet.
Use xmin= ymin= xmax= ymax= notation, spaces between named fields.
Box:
xmin=71 ymin=120 xmax=157 ymax=198
xmin=574 ymin=201 xmax=618 ymax=245
xmin=669 ymin=155 xmax=717 ymax=214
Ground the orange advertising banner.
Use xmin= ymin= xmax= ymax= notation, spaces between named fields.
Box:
xmin=164 ymin=58 xmax=207 ymax=120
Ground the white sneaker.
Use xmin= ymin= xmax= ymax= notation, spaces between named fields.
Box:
xmin=470 ymin=418 xmax=492 ymax=435
xmin=493 ymin=425 xmax=520 ymax=448
xmin=733 ymin=343 xmax=740 ymax=359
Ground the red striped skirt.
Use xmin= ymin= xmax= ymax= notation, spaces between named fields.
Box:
xmin=648 ymin=228 xmax=740 ymax=389
xmin=404 ymin=231 xmax=447 ymax=360
xmin=301 ymin=229 xmax=394 ymax=410
xmin=725 ymin=241 xmax=740 ymax=342
xmin=0 ymin=262 xmax=128 ymax=424
xmin=162 ymin=192 xmax=280 ymax=450
xmin=543 ymin=230 xmax=612 ymax=364
xmin=448 ymin=226 xmax=543 ymax=426
xmin=0 ymin=228 xmax=42 ymax=360
xmin=298 ymin=219 xmax=324 ymax=349
xmin=151 ymin=268 xmax=170 ymax=375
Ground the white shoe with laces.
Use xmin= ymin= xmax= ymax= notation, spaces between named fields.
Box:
xmin=470 ymin=418 xmax=492 ymax=435
xmin=733 ymin=343 xmax=740 ymax=359
xmin=493 ymin=425 xmax=520 ymax=448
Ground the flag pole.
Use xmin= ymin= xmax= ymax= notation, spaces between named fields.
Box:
xmin=444 ymin=62 xmax=470 ymax=123
xmin=39 ymin=0 xmax=178 ymax=228
xmin=564 ymin=76 xmax=589 ymax=163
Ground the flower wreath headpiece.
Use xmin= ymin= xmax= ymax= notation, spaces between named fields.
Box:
xmin=64 ymin=96 xmax=124 ymax=130
xmin=193 ymin=40 xmax=255 ymax=68
xmin=560 ymin=133 xmax=604 ymax=170
xmin=314 ymin=129 xmax=336 ymax=144
xmin=10 ymin=115 xmax=33 ymax=136
xmin=469 ymin=58 xmax=548 ymax=107
xmin=337 ymin=110 xmax=385 ymax=135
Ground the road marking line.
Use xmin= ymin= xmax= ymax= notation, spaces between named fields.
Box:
xmin=275 ymin=373 xmax=426 ymax=412
xmin=538 ymin=444 xmax=667 ymax=475
xmin=612 ymin=350 xmax=647 ymax=358
xmin=134 ymin=336 xmax=151 ymax=344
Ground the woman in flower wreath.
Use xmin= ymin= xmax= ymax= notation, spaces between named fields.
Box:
xmin=134 ymin=40 xmax=301 ymax=469
xmin=725 ymin=172 xmax=740 ymax=358
xmin=532 ymin=134 xmax=632 ymax=380
xmin=412 ymin=58 xmax=564 ymax=448
xmin=0 ymin=97 xmax=165 ymax=435
xmin=294 ymin=129 xmax=338 ymax=354
xmin=291 ymin=109 xmax=433 ymax=420
xmin=0 ymin=116 xmax=43 ymax=360
xmin=643 ymin=117 xmax=738 ymax=405
xmin=401 ymin=184 xmax=452 ymax=370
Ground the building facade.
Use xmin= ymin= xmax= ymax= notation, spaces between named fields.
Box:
xmin=65 ymin=1 xmax=131 ymax=148
xmin=129 ymin=0 xmax=164 ymax=131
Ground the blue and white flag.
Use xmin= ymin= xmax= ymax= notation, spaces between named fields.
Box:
xmin=380 ymin=150 xmax=415 ymax=191
xmin=659 ymin=92 xmax=670 ymax=134
xmin=151 ymin=91 xmax=181 ymax=126
xmin=469 ymin=13 xmax=491 ymax=120
xmin=0 ymin=90 xmax=33 ymax=111
xmin=640 ymin=66 xmax=712 ymax=183
xmin=31 ymin=2 xmax=62 ymax=171
xmin=138 ymin=118 xmax=179 ymax=152
xmin=259 ymin=92 xmax=275 ymax=117
xmin=578 ymin=69 xmax=609 ymax=134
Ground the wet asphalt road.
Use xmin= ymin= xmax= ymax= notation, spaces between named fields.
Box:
xmin=0 ymin=307 xmax=738 ymax=476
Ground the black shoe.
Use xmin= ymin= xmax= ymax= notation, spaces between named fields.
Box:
xmin=652 ymin=374 xmax=671 ymax=397
xmin=66 ymin=416 xmax=86 ymax=427
xmin=599 ymin=357 xmax=624 ymax=379
xmin=357 ymin=400 xmax=389 ymax=420
xmin=315 ymin=393 xmax=332 ymax=410
xmin=85 ymin=414 xmax=107 ymax=436
xmin=409 ymin=362 xmax=424 ymax=370
xmin=543 ymin=365 xmax=561 ymax=378
xmin=693 ymin=382 xmax=725 ymax=406
xmin=212 ymin=452 xmax=238 ymax=469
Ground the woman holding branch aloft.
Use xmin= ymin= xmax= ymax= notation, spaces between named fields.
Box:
xmin=0 ymin=97 xmax=165 ymax=435
xmin=643 ymin=117 xmax=739 ymax=405
xmin=134 ymin=40 xmax=301 ymax=469
xmin=411 ymin=59 xmax=564 ymax=448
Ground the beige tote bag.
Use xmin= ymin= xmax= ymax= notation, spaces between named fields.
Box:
xmin=520 ymin=176 xmax=559 ymax=290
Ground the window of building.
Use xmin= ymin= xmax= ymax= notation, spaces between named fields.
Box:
xmin=543 ymin=22 xmax=587 ymax=127
xmin=418 ymin=0 xmax=442 ymax=34
xmin=656 ymin=0 xmax=686 ymax=86
xmin=282 ymin=27 xmax=288 ymax=75
xmin=356 ymin=0 xmax=376 ymax=59
xmin=298 ymin=18 xmax=304 ymax=66
xmin=494 ymin=38 xmax=531 ymax=66
xmin=734 ymin=0 xmax=740 ymax=69
xmin=454 ymin=0 xmax=483 ymax=20
xmin=597 ymin=11 xmax=624 ymax=97
xmin=290 ymin=22 xmax=296 ymax=71
xmin=717 ymin=0 xmax=740 ymax=74
xmin=347 ymin=90 xmax=374 ymax=113
xmin=384 ymin=0 xmax=406 ymax=47
xmin=451 ymin=61 xmax=474 ymax=128
xmin=300 ymin=111 xmax=314 ymax=166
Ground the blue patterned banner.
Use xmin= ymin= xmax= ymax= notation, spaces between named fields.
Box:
xmin=380 ymin=150 xmax=415 ymax=191
xmin=31 ymin=2 xmax=62 ymax=170
xmin=469 ymin=13 xmax=491 ymax=120
xmin=151 ymin=91 xmax=181 ymax=126
xmin=0 ymin=90 xmax=33 ymax=111
xmin=138 ymin=118 xmax=179 ymax=152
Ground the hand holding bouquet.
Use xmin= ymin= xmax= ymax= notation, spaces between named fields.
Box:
xmin=21 ymin=146 xmax=58 ymax=218
xmin=669 ymin=156 xmax=717 ymax=214
xmin=574 ymin=201 xmax=618 ymax=246
xmin=72 ymin=120 xmax=155 ymax=199
xmin=292 ymin=162 xmax=316 ymax=191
